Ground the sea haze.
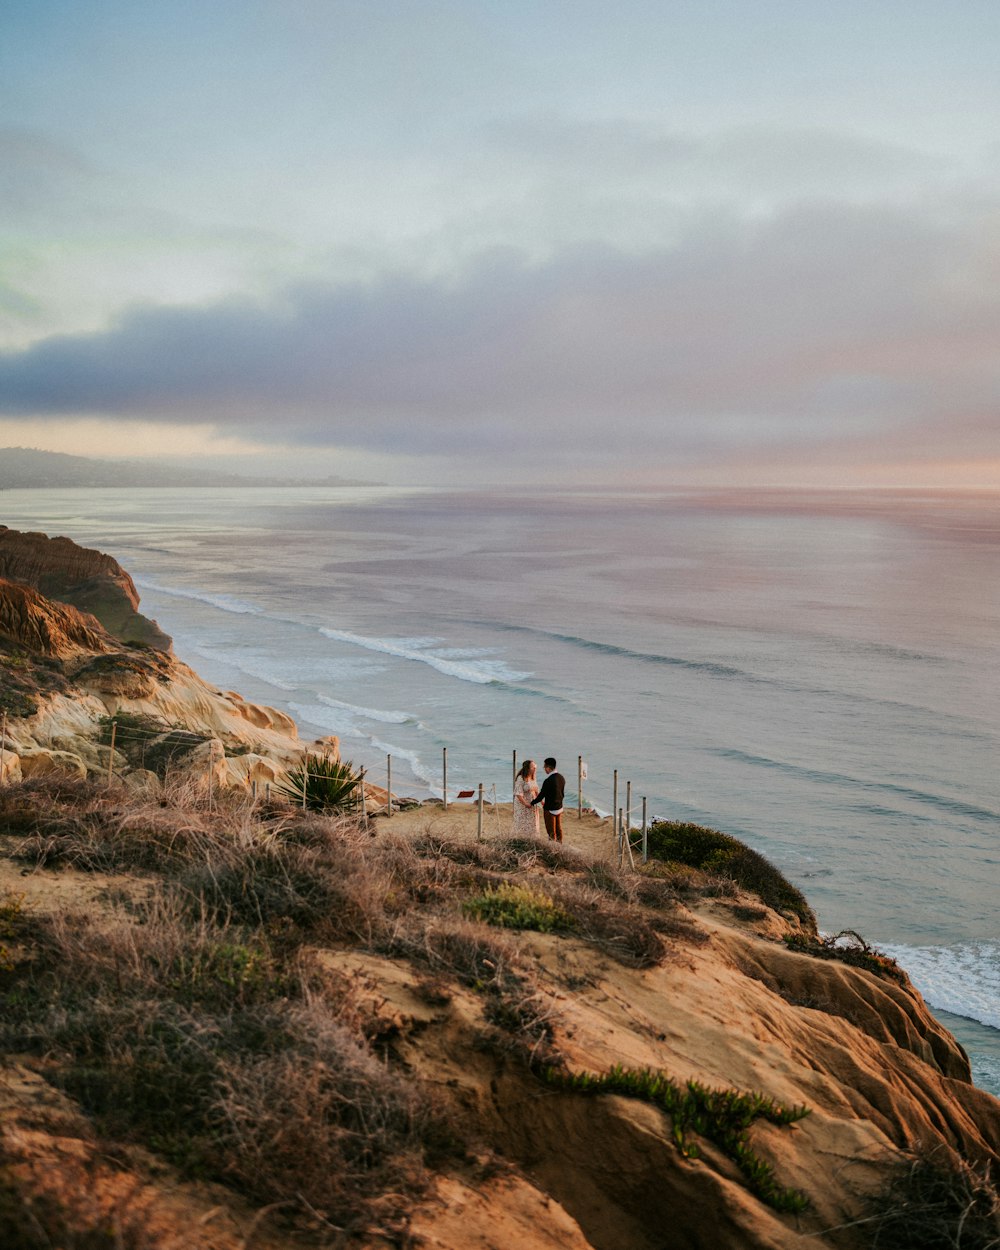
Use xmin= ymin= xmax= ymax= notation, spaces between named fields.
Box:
xmin=3 ymin=485 xmax=998 ymax=1093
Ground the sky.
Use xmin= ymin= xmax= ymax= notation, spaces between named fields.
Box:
xmin=2 ymin=0 xmax=1000 ymax=486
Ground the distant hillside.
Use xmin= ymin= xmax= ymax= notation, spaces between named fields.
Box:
xmin=0 ymin=447 xmax=377 ymax=488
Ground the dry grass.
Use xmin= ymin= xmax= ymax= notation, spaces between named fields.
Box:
xmin=214 ymin=995 xmax=454 ymax=1237
xmin=0 ymin=1152 xmax=161 ymax=1250
xmin=388 ymin=915 xmax=560 ymax=1063
xmin=868 ymin=1153 xmax=1000 ymax=1249
xmin=0 ymin=777 xmax=727 ymax=1240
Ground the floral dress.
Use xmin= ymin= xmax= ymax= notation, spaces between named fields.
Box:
xmin=512 ymin=775 xmax=540 ymax=836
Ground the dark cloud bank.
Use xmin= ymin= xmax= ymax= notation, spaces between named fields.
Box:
xmin=3 ymin=202 xmax=999 ymax=465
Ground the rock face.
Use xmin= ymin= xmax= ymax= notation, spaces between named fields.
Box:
xmin=0 ymin=577 xmax=117 ymax=658
xmin=0 ymin=525 xmax=171 ymax=650
xmin=0 ymin=528 xmax=996 ymax=1250
xmin=0 ymin=526 xmax=316 ymax=787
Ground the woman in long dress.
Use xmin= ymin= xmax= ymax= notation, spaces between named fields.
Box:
xmin=512 ymin=759 xmax=540 ymax=836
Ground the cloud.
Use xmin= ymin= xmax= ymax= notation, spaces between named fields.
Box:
xmin=480 ymin=118 xmax=953 ymax=205
xmin=2 ymin=197 xmax=999 ymax=468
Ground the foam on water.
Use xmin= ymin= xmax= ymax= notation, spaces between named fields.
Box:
xmin=366 ymin=736 xmax=439 ymax=792
xmin=187 ymin=644 xmax=297 ymax=691
xmin=316 ymin=694 xmax=414 ymax=724
xmin=884 ymin=941 xmax=1000 ymax=1031
xmin=184 ymin=643 xmax=383 ymax=691
xmin=318 ymin=627 xmax=532 ymax=684
xmin=136 ymin=577 xmax=264 ymax=616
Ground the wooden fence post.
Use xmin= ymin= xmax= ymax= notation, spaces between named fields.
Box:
xmin=442 ymin=747 xmax=448 ymax=810
xmin=107 ymin=720 xmax=117 ymax=786
xmin=612 ymin=770 xmax=619 ymax=854
xmin=642 ymin=797 xmax=648 ymax=864
xmin=387 ymin=754 xmax=392 ymax=817
xmin=477 ymin=783 xmax=484 ymax=842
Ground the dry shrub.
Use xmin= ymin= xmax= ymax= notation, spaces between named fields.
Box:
xmin=5 ymin=777 xmax=237 ymax=872
xmin=0 ymin=777 xmax=117 ymax=849
xmin=390 ymin=916 xmax=558 ymax=1062
xmin=412 ymin=833 xmax=572 ymax=875
xmin=33 ymin=893 xmax=291 ymax=1010
xmin=869 ymin=1153 xmax=999 ymax=1249
xmin=2 ymin=902 xmax=452 ymax=1234
xmin=214 ymin=996 xmax=451 ymax=1236
xmin=543 ymin=878 xmax=667 ymax=967
xmin=0 ymin=1153 xmax=159 ymax=1250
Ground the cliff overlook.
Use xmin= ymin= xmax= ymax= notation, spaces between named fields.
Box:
xmin=0 ymin=532 xmax=997 ymax=1250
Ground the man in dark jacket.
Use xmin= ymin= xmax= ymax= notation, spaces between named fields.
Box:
xmin=531 ymin=757 xmax=566 ymax=842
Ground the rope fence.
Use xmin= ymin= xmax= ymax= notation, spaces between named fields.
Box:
xmin=2 ymin=717 xmax=655 ymax=867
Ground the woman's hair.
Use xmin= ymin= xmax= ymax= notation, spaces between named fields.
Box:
xmin=518 ymin=759 xmax=534 ymax=780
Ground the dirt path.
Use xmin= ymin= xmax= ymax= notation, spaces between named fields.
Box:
xmin=369 ymin=797 xmax=621 ymax=862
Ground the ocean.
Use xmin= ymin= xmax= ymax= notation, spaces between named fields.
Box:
xmin=3 ymin=485 xmax=998 ymax=1094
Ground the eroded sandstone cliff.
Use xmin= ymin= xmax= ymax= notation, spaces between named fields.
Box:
xmin=0 ymin=525 xmax=171 ymax=650
xmin=0 ymin=530 xmax=996 ymax=1250
xmin=0 ymin=527 xmax=318 ymax=789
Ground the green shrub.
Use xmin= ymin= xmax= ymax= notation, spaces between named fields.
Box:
xmin=784 ymin=929 xmax=906 ymax=983
xmin=543 ymin=1063 xmax=809 ymax=1212
xmin=96 ymin=713 xmax=208 ymax=776
xmin=463 ymin=883 xmax=574 ymax=933
xmin=645 ymin=821 xmax=816 ymax=930
xmin=275 ymin=754 xmax=361 ymax=812
xmin=164 ymin=941 xmax=291 ymax=1008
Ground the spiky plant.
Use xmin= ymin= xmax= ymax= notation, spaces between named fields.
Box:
xmin=276 ymin=754 xmax=361 ymax=812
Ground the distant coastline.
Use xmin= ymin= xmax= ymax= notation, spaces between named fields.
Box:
xmin=0 ymin=446 xmax=381 ymax=490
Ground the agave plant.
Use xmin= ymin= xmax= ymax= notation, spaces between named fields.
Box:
xmin=276 ymin=754 xmax=361 ymax=812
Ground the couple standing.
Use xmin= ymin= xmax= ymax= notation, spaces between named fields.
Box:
xmin=513 ymin=757 xmax=565 ymax=842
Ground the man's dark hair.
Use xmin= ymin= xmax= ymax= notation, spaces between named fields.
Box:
xmin=544 ymin=757 xmax=557 ymax=769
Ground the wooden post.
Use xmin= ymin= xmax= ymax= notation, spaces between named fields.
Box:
xmin=642 ymin=797 xmax=648 ymax=864
xmin=626 ymin=780 xmax=632 ymax=841
xmin=107 ymin=720 xmax=117 ymax=786
xmin=477 ymin=782 xmax=484 ymax=842
xmin=618 ymin=808 xmax=624 ymax=866
xmin=387 ymin=754 xmax=392 ymax=817
xmin=0 ymin=711 xmax=6 ymax=787
xmin=577 ymin=755 xmax=583 ymax=820
xmin=612 ymin=770 xmax=619 ymax=853
xmin=623 ymin=814 xmax=636 ymax=870
xmin=512 ymin=749 xmax=517 ymax=799
xmin=442 ymin=747 xmax=448 ymax=809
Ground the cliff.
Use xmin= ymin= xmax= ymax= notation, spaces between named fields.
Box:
xmin=0 ymin=533 xmax=997 ymax=1250
xmin=0 ymin=796 xmax=997 ymax=1250
xmin=0 ymin=577 xmax=117 ymax=659
xmin=0 ymin=525 xmax=172 ymax=650
xmin=0 ymin=527 xmax=323 ymax=789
